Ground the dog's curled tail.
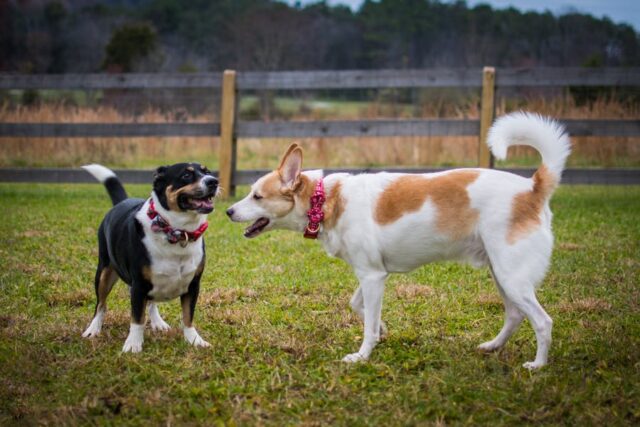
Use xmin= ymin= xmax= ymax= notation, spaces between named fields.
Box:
xmin=82 ymin=164 xmax=128 ymax=206
xmin=487 ymin=111 xmax=571 ymax=183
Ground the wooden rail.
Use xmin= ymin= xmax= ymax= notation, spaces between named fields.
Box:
xmin=1 ymin=67 xmax=640 ymax=193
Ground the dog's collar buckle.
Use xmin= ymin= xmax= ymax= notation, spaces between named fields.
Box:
xmin=147 ymin=199 xmax=208 ymax=245
xmin=304 ymin=178 xmax=325 ymax=239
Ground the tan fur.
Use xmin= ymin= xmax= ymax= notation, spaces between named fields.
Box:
xmin=323 ymin=181 xmax=345 ymax=230
xmin=507 ymin=165 xmax=556 ymax=244
xmin=97 ymin=266 xmax=118 ymax=310
xmin=374 ymin=171 xmax=480 ymax=239
xmin=142 ymin=265 xmax=152 ymax=282
xmin=165 ymin=182 xmax=202 ymax=211
xmin=181 ymin=295 xmax=193 ymax=327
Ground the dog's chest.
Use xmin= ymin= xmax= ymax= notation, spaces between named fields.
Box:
xmin=143 ymin=235 xmax=203 ymax=301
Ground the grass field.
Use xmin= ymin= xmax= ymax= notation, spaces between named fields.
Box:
xmin=1 ymin=183 xmax=639 ymax=425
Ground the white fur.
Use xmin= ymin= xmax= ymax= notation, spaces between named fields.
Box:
xmin=148 ymin=303 xmax=171 ymax=331
xmin=122 ymin=323 xmax=145 ymax=353
xmin=183 ymin=326 xmax=210 ymax=347
xmin=82 ymin=307 xmax=105 ymax=337
xmin=229 ymin=112 xmax=569 ymax=369
xmin=135 ymin=195 xmax=206 ymax=302
xmin=487 ymin=111 xmax=571 ymax=179
xmin=82 ymin=164 xmax=116 ymax=183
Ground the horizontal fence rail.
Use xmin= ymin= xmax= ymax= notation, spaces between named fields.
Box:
xmin=2 ymin=68 xmax=638 ymax=90
xmin=1 ymin=167 xmax=637 ymax=186
xmin=1 ymin=67 xmax=640 ymax=190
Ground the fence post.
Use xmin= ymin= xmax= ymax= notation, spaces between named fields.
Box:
xmin=479 ymin=66 xmax=495 ymax=168
xmin=219 ymin=70 xmax=237 ymax=198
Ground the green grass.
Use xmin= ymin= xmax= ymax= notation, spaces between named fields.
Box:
xmin=1 ymin=183 xmax=639 ymax=425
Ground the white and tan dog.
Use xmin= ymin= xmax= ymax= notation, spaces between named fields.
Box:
xmin=227 ymin=112 xmax=571 ymax=369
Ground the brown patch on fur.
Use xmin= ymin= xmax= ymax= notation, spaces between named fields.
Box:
xmin=508 ymin=165 xmax=557 ymax=244
xmin=260 ymin=172 xmax=286 ymax=198
xmin=142 ymin=265 xmax=152 ymax=282
xmin=395 ymin=284 xmax=435 ymax=299
xmin=374 ymin=171 xmax=480 ymax=239
xmin=165 ymin=182 xmax=202 ymax=211
xmin=97 ymin=266 xmax=118 ymax=310
xmin=323 ymin=181 xmax=345 ymax=230
xmin=186 ymin=166 xmax=195 ymax=172
xmin=181 ymin=295 xmax=193 ymax=327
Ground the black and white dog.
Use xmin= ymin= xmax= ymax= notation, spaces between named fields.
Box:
xmin=82 ymin=163 xmax=218 ymax=352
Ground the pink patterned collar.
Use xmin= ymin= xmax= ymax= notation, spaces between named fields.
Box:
xmin=304 ymin=178 xmax=325 ymax=239
xmin=147 ymin=199 xmax=208 ymax=247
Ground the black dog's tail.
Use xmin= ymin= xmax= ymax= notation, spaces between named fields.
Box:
xmin=82 ymin=164 xmax=128 ymax=206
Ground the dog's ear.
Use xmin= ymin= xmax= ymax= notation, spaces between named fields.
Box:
xmin=278 ymin=144 xmax=303 ymax=189
xmin=153 ymin=166 xmax=168 ymax=181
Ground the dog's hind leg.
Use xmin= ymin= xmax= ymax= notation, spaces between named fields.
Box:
xmin=477 ymin=265 xmax=525 ymax=352
xmin=491 ymin=261 xmax=552 ymax=369
xmin=82 ymin=263 xmax=118 ymax=338
xmin=343 ymin=270 xmax=388 ymax=363
xmin=350 ymin=286 xmax=388 ymax=337
xmin=148 ymin=302 xmax=171 ymax=332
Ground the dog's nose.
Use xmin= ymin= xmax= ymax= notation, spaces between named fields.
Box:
xmin=226 ymin=208 xmax=234 ymax=217
xmin=204 ymin=176 xmax=218 ymax=190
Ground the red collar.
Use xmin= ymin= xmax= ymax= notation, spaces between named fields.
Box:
xmin=147 ymin=199 xmax=208 ymax=247
xmin=304 ymin=178 xmax=325 ymax=239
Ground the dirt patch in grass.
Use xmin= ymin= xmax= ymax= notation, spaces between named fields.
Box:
xmin=395 ymin=284 xmax=436 ymax=299
xmin=556 ymin=297 xmax=613 ymax=313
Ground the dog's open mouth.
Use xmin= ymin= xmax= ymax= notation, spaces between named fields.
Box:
xmin=244 ymin=217 xmax=269 ymax=238
xmin=179 ymin=194 xmax=214 ymax=214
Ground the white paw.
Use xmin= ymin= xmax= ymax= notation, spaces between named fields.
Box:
xmin=122 ymin=324 xmax=144 ymax=353
xmin=122 ymin=340 xmax=143 ymax=353
xmin=150 ymin=318 xmax=171 ymax=332
xmin=522 ymin=360 xmax=546 ymax=370
xmin=342 ymin=352 xmax=367 ymax=363
xmin=82 ymin=323 xmax=101 ymax=338
xmin=477 ymin=340 xmax=501 ymax=352
xmin=184 ymin=327 xmax=210 ymax=348
xmin=82 ymin=316 xmax=103 ymax=338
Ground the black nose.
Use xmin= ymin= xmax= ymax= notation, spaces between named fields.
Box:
xmin=204 ymin=176 xmax=219 ymax=190
xmin=226 ymin=208 xmax=234 ymax=217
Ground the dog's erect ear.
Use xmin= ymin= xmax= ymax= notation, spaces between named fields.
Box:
xmin=278 ymin=144 xmax=303 ymax=189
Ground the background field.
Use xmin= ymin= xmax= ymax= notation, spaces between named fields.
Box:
xmin=1 ymin=183 xmax=638 ymax=425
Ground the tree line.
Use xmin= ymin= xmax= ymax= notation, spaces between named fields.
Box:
xmin=1 ymin=0 xmax=638 ymax=74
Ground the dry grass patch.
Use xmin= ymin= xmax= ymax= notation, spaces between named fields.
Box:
xmin=200 ymin=288 xmax=258 ymax=305
xmin=46 ymin=287 xmax=93 ymax=307
xmin=475 ymin=292 xmax=503 ymax=308
xmin=556 ymin=297 xmax=613 ymax=313
xmin=559 ymin=242 xmax=584 ymax=251
xmin=395 ymin=284 xmax=436 ymax=299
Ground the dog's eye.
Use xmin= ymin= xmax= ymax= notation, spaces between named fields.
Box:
xmin=181 ymin=171 xmax=192 ymax=180
xmin=253 ymin=193 xmax=263 ymax=200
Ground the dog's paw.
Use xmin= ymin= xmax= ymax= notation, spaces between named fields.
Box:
xmin=122 ymin=324 xmax=144 ymax=353
xmin=184 ymin=327 xmax=210 ymax=348
xmin=522 ymin=360 xmax=546 ymax=370
xmin=477 ymin=340 xmax=501 ymax=352
xmin=150 ymin=318 xmax=171 ymax=332
xmin=342 ymin=352 xmax=367 ymax=363
xmin=82 ymin=323 xmax=101 ymax=338
xmin=122 ymin=338 xmax=143 ymax=353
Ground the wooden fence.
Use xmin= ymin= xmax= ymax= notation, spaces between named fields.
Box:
xmin=1 ymin=67 xmax=640 ymax=195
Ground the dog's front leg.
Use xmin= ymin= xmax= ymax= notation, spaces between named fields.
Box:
xmin=342 ymin=270 xmax=388 ymax=363
xmin=122 ymin=286 xmax=147 ymax=353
